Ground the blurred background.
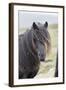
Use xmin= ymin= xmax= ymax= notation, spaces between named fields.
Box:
xmin=18 ymin=11 xmax=58 ymax=78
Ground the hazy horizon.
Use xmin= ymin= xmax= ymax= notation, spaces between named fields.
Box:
xmin=18 ymin=11 xmax=58 ymax=29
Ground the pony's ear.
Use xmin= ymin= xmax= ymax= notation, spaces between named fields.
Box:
xmin=44 ymin=22 xmax=48 ymax=28
xmin=33 ymin=22 xmax=39 ymax=30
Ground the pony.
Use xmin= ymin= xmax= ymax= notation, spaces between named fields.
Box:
xmin=19 ymin=22 xmax=51 ymax=79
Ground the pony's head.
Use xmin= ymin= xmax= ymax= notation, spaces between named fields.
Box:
xmin=31 ymin=22 xmax=51 ymax=61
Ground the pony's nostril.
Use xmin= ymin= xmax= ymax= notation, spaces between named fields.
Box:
xmin=38 ymin=52 xmax=44 ymax=57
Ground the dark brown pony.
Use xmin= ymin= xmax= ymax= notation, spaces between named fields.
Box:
xmin=19 ymin=22 xmax=51 ymax=79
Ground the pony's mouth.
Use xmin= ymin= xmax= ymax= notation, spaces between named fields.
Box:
xmin=38 ymin=57 xmax=45 ymax=61
xmin=40 ymin=59 xmax=45 ymax=61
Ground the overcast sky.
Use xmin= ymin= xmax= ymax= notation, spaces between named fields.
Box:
xmin=18 ymin=11 xmax=58 ymax=29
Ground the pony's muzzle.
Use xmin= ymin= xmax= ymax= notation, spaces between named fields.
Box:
xmin=38 ymin=52 xmax=45 ymax=61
